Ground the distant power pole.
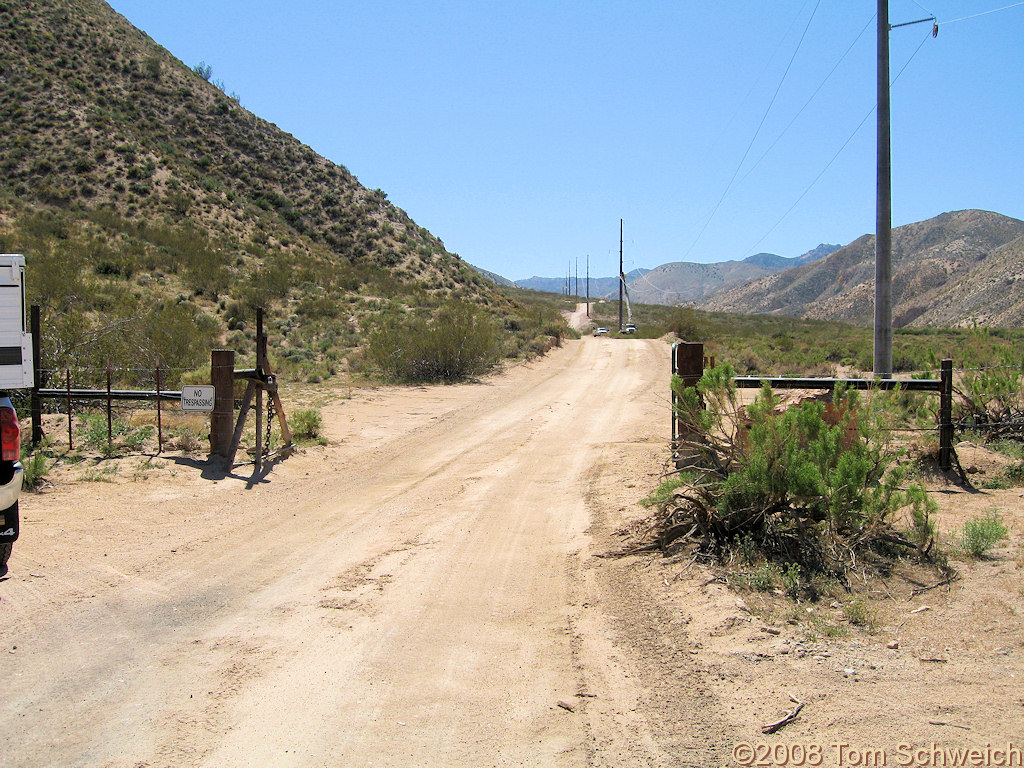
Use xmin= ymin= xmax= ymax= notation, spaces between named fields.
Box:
xmin=586 ymin=255 xmax=590 ymax=317
xmin=575 ymin=257 xmax=579 ymax=298
xmin=618 ymin=219 xmax=624 ymax=331
xmin=874 ymin=0 xmax=892 ymax=378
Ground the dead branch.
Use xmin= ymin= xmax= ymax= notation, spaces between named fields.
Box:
xmin=762 ymin=699 xmax=805 ymax=734
xmin=928 ymin=720 xmax=970 ymax=731
xmin=910 ymin=573 xmax=960 ymax=597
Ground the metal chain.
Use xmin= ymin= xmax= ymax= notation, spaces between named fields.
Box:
xmin=263 ymin=393 xmax=275 ymax=460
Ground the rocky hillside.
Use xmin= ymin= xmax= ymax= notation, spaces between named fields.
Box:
xmin=701 ymin=210 xmax=1024 ymax=328
xmin=0 ymin=0 xmax=533 ymax=381
xmin=623 ymin=245 xmax=838 ymax=306
xmin=912 ymin=233 xmax=1024 ymax=327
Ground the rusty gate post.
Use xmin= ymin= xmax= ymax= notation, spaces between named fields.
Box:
xmin=676 ymin=342 xmax=704 ymax=389
xmin=210 ymin=349 xmax=235 ymax=459
xmin=671 ymin=343 xmax=679 ymax=444
xmin=673 ymin=342 xmax=705 ymax=469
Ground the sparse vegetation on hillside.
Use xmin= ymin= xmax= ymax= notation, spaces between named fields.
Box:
xmin=0 ymin=0 xmax=573 ymax=386
xmin=591 ymin=301 xmax=1024 ymax=378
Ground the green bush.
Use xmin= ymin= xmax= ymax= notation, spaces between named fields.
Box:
xmin=20 ymin=449 xmax=50 ymax=491
xmin=78 ymin=413 xmax=154 ymax=457
xmin=843 ymin=598 xmax=877 ymax=631
xmin=367 ymin=302 xmax=499 ymax=383
xmin=958 ymin=510 xmax=1009 ymax=558
xmin=743 ymin=562 xmax=778 ymax=592
xmin=664 ymin=365 xmax=940 ymax=579
xmin=640 ymin=474 xmax=693 ymax=509
xmin=291 ymin=408 xmax=323 ymax=440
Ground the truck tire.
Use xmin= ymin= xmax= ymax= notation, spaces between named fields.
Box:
xmin=0 ymin=542 xmax=10 ymax=574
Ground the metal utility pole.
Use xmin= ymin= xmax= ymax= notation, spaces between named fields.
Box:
xmin=874 ymin=0 xmax=892 ymax=378
xmin=618 ymin=219 xmax=624 ymax=331
xmin=575 ymin=257 xmax=579 ymax=298
xmin=586 ymin=255 xmax=590 ymax=317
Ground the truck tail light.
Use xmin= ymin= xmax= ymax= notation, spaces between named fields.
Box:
xmin=1 ymin=405 xmax=20 ymax=462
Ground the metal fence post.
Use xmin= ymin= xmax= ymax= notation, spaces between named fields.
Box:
xmin=30 ymin=305 xmax=42 ymax=446
xmin=106 ymin=361 xmax=113 ymax=449
xmin=156 ymin=365 xmax=163 ymax=454
xmin=939 ymin=358 xmax=953 ymax=471
xmin=671 ymin=342 xmax=679 ymax=444
xmin=66 ymin=368 xmax=72 ymax=451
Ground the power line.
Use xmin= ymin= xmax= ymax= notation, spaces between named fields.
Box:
xmin=942 ymin=2 xmax=1024 ymax=25
xmin=742 ymin=26 xmax=934 ymax=257
xmin=909 ymin=0 xmax=937 ymax=17
xmin=697 ymin=0 xmax=818 ymax=182
xmin=737 ymin=13 xmax=876 ymax=188
xmin=680 ymin=0 xmax=823 ymax=262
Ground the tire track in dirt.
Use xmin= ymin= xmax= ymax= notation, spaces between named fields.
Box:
xmin=0 ymin=338 xmax=722 ymax=767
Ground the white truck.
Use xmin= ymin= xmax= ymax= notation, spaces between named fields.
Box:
xmin=0 ymin=254 xmax=32 ymax=575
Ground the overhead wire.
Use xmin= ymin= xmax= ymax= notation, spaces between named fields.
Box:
xmin=909 ymin=0 xmax=937 ymax=17
xmin=697 ymin=0 xmax=818 ymax=183
xmin=741 ymin=26 xmax=935 ymax=257
xmin=941 ymin=2 xmax=1024 ymax=25
xmin=736 ymin=13 xmax=875 ymax=188
xmin=680 ymin=0 xmax=823 ymax=262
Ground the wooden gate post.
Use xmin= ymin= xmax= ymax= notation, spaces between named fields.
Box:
xmin=939 ymin=358 xmax=953 ymax=472
xmin=210 ymin=349 xmax=235 ymax=459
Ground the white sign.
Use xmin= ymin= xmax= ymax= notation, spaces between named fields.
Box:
xmin=181 ymin=385 xmax=216 ymax=413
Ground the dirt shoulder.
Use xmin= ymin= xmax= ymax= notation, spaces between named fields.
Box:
xmin=585 ymin=433 xmax=1024 ymax=762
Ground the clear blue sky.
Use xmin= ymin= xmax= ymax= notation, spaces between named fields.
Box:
xmin=107 ymin=0 xmax=1024 ymax=281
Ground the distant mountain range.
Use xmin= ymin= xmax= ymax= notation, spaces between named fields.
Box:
xmin=514 ymin=269 xmax=652 ymax=297
xmin=490 ymin=210 xmax=1024 ymax=329
xmin=703 ymin=210 xmax=1024 ymax=327
xmin=505 ymin=245 xmax=839 ymax=304
xmin=618 ymin=244 xmax=839 ymax=305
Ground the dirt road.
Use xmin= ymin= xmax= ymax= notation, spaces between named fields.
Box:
xmin=1 ymin=337 xmax=710 ymax=767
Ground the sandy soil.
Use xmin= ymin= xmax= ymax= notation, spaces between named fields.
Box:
xmin=1 ymin=335 xmax=1022 ymax=766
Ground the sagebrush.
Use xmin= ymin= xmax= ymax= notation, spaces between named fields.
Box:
xmin=654 ymin=364 xmax=944 ymax=596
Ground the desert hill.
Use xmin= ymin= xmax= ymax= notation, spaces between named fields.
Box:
xmin=0 ymin=0 xmax=537 ymax=380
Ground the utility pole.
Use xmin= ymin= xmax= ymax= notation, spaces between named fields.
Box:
xmin=586 ymin=255 xmax=590 ymax=318
xmin=575 ymin=257 xmax=579 ymax=298
xmin=618 ymin=219 xmax=624 ymax=331
xmin=875 ymin=3 xmax=936 ymax=378
xmin=874 ymin=0 xmax=892 ymax=378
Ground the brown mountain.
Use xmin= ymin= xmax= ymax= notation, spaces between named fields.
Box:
xmin=700 ymin=210 xmax=1024 ymax=327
